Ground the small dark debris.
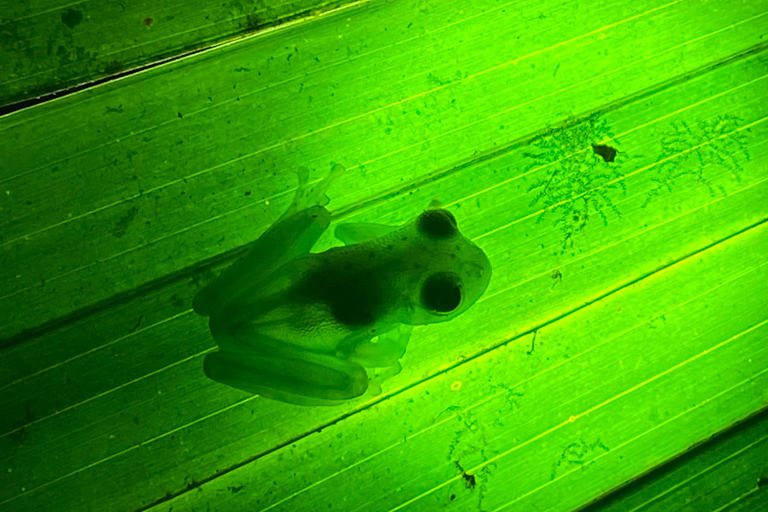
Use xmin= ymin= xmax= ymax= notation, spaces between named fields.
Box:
xmin=454 ymin=461 xmax=477 ymax=490
xmin=527 ymin=331 xmax=537 ymax=355
xmin=132 ymin=315 xmax=144 ymax=333
xmin=143 ymin=17 xmax=153 ymax=26
xmin=461 ymin=471 xmax=476 ymax=489
xmin=114 ymin=206 xmax=138 ymax=238
xmin=592 ymin=144 xmax=617 ymax=162
xmin=550 ymin=269 xmax=563 ymax=291
xmin=228 ymin=485 xmax=244 ymax=494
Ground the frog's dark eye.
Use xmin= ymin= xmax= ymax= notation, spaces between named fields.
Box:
xmin=417 ymin=209 xmax=458 ymax=239
xmin=421 ymin=272 xmax=462 ymax=314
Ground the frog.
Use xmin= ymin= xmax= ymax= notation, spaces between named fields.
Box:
xmin=193 ymin=164 xmax=492 ymax=405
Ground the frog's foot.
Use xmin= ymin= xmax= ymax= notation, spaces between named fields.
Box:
xmin=285 ymin=163 xmax=345 ymax=219
xmin=364 ymin=360 xmax=403 ymax=397
xmin=308 ymin=163 xmax=345 ymax=207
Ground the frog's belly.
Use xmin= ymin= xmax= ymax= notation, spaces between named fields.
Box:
xmin=235 ymin=302 xmax=353 ymax=353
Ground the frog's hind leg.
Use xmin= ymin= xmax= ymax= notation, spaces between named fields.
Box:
xmin=193 ymin=200 xmax=332 ymax=318
xmin=193 ymin=164 xmax=344 ymax=318
xmin=203 ymin=349 xmax=368 ymax=406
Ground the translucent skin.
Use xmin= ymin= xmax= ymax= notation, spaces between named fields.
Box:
xmin=194 ymin=166 xmax=492 ymax=405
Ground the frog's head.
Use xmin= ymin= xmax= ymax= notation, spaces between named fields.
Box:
xmin=398 ymin=208 xmax=492 ymax=325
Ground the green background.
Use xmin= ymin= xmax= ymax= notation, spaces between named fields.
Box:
xmin=0 ymin=0 xmax=766 ymax=510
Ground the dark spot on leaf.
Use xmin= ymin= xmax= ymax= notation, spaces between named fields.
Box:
xmin=62 ymin=9 xmax=83 ymax=29
xmin=592 ymin=144 xmax=617 ymax=162
xmin=143 ymin=17 xmax=153 ymax=26
xmin=244 ymin=13 xmax=261 ymax=33
xmin=104 ymin=60 xmax=123 ymax=75
xmin=114 ymin=206 xmax=138 ymax=238
xmin=132 ymin=316 xmax=144 ymax=333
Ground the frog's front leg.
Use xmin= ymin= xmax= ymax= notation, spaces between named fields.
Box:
xmin=346 ymin=324 xmax=413 ymax=367
xmin=347 ymin=324 xmax=413 ymax=395
xmin=204 ymin=344 xmax=369 ymax=406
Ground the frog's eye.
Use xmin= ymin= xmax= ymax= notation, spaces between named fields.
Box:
xmin=417 ymin=209 xmax=458 ymax=239
xmin=421 ymin=272 xmax=462 ymax=314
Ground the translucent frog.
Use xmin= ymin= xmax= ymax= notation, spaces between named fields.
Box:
xmin=193 ymin=164 xmax=492 ymax=405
